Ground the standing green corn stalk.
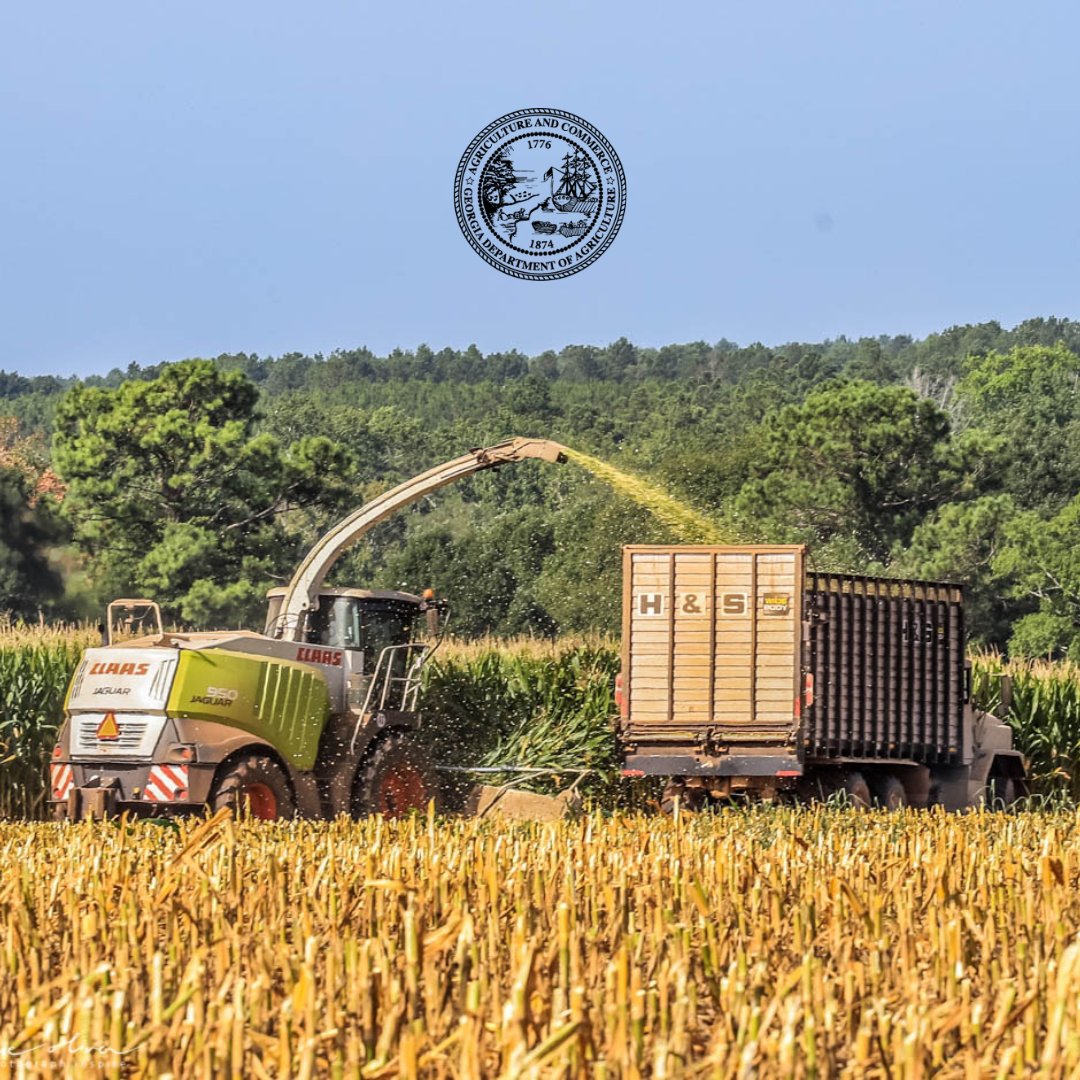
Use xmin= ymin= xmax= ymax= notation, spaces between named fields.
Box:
xmin=972 ymin=652 xmax=1080 ymax=799
xmin=0 ymin=625 xmax=96 ymax=818
xmin=421 ymin=638 xmax=623 ymax=801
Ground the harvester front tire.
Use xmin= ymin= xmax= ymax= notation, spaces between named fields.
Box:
xmin=354 ymin=732 xmax=437 ymax=818
xmin=211 ymin=755 xmax=295 ymax=821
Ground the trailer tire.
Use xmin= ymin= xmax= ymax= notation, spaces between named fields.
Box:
xmin=871 ymin=774 xmax=907 ymax=810
xmin=211 ymin=755 xmax=295 ymax=821
xmin=987 ymin=774 xmax=1019 ymax=810
xmin=842 ymin=771 xmax=872 ymax=809
xmin=659 ymin=779 xmax=703 ymax=815
xmin=353 ymin=732 xmax=437 ymax=818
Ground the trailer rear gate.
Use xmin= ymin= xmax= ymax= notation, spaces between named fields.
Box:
xmin=623 ymin=546 xmax=802 ymax=747
xmin=622 ymin=546 xmax=966 ymax=766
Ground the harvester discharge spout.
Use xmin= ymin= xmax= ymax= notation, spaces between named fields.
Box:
xmin=478 ymin=437 xmax=568 ymax=465
xmin=272 ymin=438 xmax=567 ymax=640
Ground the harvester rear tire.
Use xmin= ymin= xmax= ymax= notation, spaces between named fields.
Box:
xmin=211 ymin=755 xmax=295 ymax=821
xmin=353 ymin=731 xmax=437 ymax=818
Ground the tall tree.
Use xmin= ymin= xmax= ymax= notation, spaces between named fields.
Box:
xmin=734 ymin=381 xmax=988 ymax=562
xmin=993 ymin=495 xmax=1080 ymax=658
xmin=957 ymin=343 xmax=1080 ymax=512
xmin=483 ymin=150 xmax=518 ymax=208
xmin=53 ymin=360 xmax=349 ymax=626
xmin=890 ymin=495 xmax=1021 ymax=646
xmin=0 ymin=465 xmax=64 ymax=617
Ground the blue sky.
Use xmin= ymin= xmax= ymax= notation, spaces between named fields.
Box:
xmin=2 ymin=0 xmax=1078 ymax=377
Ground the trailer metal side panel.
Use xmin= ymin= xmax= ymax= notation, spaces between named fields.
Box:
xmin=804 ymin=574 xmax=965 ymax=765
xmin=623 ymin=545 xmax=802 ymax=744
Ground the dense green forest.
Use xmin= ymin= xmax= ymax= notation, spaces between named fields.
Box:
xmin=1 ymin=316 xmax=1078 ymax=657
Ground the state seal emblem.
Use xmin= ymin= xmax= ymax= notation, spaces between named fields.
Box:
xmin=454 ymin=108 xmax=626 ymax=280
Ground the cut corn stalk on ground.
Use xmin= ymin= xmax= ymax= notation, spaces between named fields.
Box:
xmin=3 ymin=808 xmax=1080 ymax=1076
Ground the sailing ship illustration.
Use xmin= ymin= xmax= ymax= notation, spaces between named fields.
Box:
xmin=558 ymin=219 xmax=589 ymax=238
xmin=543 ymin=149 xmax=599 ymax=215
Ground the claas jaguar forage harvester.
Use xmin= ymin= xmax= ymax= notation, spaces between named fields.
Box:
xmin=50 ymin=439 xmax=567 ymax=820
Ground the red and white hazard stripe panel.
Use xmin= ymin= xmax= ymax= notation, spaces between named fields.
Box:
xmin=50 ymin=763 xmax=74 ymax=801
xmin=144 ymin=764 xmax=189 ymax=803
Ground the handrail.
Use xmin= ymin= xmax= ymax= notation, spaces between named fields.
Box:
xmin=349 ymin=643 xmax=430 ymax=755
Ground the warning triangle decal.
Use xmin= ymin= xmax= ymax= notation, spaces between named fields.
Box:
xmin=96 ymin=713 xmax=120 ymax=740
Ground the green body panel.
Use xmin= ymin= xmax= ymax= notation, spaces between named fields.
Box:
xmin=165 ymin=649 xmax=330 ymax=769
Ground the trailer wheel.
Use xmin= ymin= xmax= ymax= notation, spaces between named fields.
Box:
xmin=659 ymin=779 xmax=703 ymax=815
xmin=211 ymin=755 xmax=295 ymax=820
xmin=841 ymin=771 xmax=872 ymax=809
xmin=987 ymin=774 xmax=1019 ymax=809
xmin=871 ymin=774 xmax=907 ymax=810
xmin=354 ymin=732 xmax=437 ymax=818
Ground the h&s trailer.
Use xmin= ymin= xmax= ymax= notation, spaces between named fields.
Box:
xmin=617 ymin=545 xmax=1025 ymax=809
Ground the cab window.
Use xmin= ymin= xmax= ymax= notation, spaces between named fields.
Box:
xmin=307 ymin=598 xmax=417 ymax=668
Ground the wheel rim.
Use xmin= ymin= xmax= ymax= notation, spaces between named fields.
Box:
xmin=239 ymin=781 xmax=278 ymax=820
xmin=377 ymin=766 xmax=427 ymax=817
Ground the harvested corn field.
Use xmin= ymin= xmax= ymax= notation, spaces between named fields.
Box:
xmin=4 ymin=808 xmax=1080 ymax=1076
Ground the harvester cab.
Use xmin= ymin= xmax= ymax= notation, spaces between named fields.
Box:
xmin=101 ymin=598 xmax=164 ymax=645
xmin=265 ymin=586 xmax=437 ymax=713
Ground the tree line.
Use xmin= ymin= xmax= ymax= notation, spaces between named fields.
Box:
xmin=0 ymin=317 xmax=1078 ymax=657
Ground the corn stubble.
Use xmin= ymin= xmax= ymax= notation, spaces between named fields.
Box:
xmin=3 ymin=808 xmax=1080 ymax=1077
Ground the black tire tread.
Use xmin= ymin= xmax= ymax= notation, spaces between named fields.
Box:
xmin=353 ymin=731 xmax=436 ymax=818
xmin=842 ymin=770 xmax=872 ymax=809
xmin=872 ymin=773 xmax=907 ymax=810
xmin=988 ymin=774 xmax=1019 ymax=809
xmin=210 ymin=753 xmax=295 ymax=820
